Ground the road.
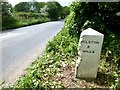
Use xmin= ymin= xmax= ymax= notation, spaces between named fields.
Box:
xmin=0 ymin=20 xmax=64 ymax=84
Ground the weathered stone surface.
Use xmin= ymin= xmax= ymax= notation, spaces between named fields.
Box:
xmin=75 ymin=28 xmax=104 ymax=79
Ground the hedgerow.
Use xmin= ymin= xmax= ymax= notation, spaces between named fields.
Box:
xmin=2 ymin=12 xmax=50 ymax=31
xmin=9 ymin=1 xmax=120 ymax=89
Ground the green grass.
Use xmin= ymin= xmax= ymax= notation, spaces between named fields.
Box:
xmin=4 ymin=21 xmax=118 ymax=89
xmin=10 ymin=26 xmax=78 ymax=88
xmin=2 ymin=12 xmax=50 ymax=31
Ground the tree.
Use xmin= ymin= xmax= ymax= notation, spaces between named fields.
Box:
xmin=14 ymin=1 xmax=46 ymax=13
xmin=1 ymin=1 xmax=17 ymax=30
xmin=61 ymin=6 xmax=70 ymax=19
xmin=40 ymin=5 xmax=49 ymax=17
xmin=1 ymin=1 xmax=13 ymax=16
xmin=45 ymin=1 xmax=62 ymax=20
xmin=14 ymin=2 xmax=31 ymax=12
xmin=30 ymin=1 xmax=45 ymax=12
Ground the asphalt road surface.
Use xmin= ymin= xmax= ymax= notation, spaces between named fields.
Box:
xmin=0 ymin=20 xmax=64 ymax=84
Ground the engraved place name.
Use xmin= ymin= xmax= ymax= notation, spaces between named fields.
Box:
xmin=80 ymin=40 xmax=99 ymax=54
xmin=83 ymin=50 xmax=95 ymax=53
xmin=75 ymin=28 xmax=104 ymax=79
xmin=81 ymin=40 xmax=99 ymax=44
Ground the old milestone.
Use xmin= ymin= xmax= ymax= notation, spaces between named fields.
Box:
xmin=75 ymin=28 xmax=104 ymax=79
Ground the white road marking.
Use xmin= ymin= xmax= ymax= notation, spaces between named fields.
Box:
xmin=0 ymin=32 xmax=27 ymax=41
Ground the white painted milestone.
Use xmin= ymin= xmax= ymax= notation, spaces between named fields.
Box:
xmin=75 ymin=28 xmax=104 ymax=79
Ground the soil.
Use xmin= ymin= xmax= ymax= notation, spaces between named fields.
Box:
xmin=54 ymin=65 xmax=109 ymax=88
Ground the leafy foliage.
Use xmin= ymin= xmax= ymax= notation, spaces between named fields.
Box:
xmin=14 ymin=12 xmax=50 ymax=25
xmin=14 ymin=54 xmax=64 ymax=88
xmin=14 ymin=2 xmax=31 ymax=12
xmin=61 ymin=6 xmax=70 ymax=19
xmin=46 ymin=27 xmax=78 ymax=57
xmin=1 ymin=1 xmax=12 ymax=15
xmin=67 ymin=2 xmax=120 ymax=35
xmin=2 ymin=11 xmax=50 ymax=31
xmin=2 ymin=1 xmax=51 ymax=31
xmin=13 ymin=26 xmax=78 ymax=88
xmin=1 ymin=2 xmax=18 ymax=31
xmin=5 ymin=0 xmax=120 ymax=89
xmin=64 ymin=1 xmax=120 ymax=89
xmin=14 ymin=1 xmax=46 ymax=12
xmin=2 ymin=15 xmax=18 ymax=30
xmin=2 ymin=1 xmax=68 ymax=31
xmin=14 ymin=1 xmax=64 ymax=21
xmin=44 ymin=1 xmax=62 ymax=21
xmin=30 ymin=2 xmax=45 ymax=12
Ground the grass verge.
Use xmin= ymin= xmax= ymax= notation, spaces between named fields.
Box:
xmin=1 ymin=19 xmax=119 ymax=89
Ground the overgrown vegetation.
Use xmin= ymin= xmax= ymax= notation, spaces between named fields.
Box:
xmin=2 ymin=11 xmax=50 ymax=30
xmin=64 ymin=1 xmax=120 ymax=89
xmin=9 ymin=23 xmax=78 ymax=88
xmin=1 ymin=1 xmax=70 ymax=31
xmin=2 ymin=1 xmax=120 ymax=89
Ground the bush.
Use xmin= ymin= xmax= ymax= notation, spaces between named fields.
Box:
xmin=2 ymin=15 xmax=18 ymax=31
xmin=46 ymin=27 xmax=78 ymax=57
xmin=65 ymin=2 xmax=120 ymax=36
xmin=45 ymin=1 xmax=62 ymax=21
xmin=1 ymin=2 xmax=18 ymax=31
xmin=2 ymin=12 xmax=50 ymax=31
